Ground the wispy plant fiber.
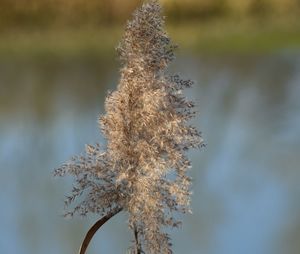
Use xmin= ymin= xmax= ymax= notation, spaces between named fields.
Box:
xmin=55 ymin=1 xmax=203 ymax=253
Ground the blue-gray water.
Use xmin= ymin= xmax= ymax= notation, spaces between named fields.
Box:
xmin=1 ymin=53 xmax=300 ymax=254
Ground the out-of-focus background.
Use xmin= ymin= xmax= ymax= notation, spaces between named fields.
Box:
xmin=1 ymin=0 xmax=300 ymax=253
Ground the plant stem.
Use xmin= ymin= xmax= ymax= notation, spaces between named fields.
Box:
xmin=78 ymin=207 xmax=123 ymax=254
xmin=134 ymin=224 xmax=141 ymax=254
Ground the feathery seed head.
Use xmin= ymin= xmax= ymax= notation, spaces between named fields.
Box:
xmin=55 ymin=1 xmax=203 ymax=253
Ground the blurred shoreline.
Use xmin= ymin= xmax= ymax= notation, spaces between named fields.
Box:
xmin=0 ymin=19 xmax=300 ymax=59
xmin=1 ymin=0 xmax=300 ymax=28
xmin=0 ymin=0 xmax=300 ymax=57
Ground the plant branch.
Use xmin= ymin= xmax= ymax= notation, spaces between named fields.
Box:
xmin=78 ymin=207 xmax=123 ymax=254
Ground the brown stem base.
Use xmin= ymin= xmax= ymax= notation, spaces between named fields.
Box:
xmin=78 ymin=207 xmax=123 ymax=254
xmin=134 ymin=225 xmax=141 ymax=254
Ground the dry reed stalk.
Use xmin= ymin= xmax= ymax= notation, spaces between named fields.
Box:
xmin=55 ymin=1 xmax=203 ymax=253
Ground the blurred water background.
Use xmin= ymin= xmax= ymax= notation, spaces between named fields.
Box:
xmin=0 ymin=0 xmax=300 ymax=253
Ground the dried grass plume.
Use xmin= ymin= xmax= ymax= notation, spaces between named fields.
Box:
xmin=55 ymin=1 xmax=203 ymax=253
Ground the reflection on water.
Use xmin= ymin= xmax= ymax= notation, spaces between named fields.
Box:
xmin=0 ymin=53 xmax=300 ymax=254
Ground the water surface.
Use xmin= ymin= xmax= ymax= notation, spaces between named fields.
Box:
xmin=1 ymin=53 xmax=299 ymax=254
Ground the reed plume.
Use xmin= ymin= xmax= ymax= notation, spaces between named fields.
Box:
xmin=55 ymin=1 xmax=203 ymax=253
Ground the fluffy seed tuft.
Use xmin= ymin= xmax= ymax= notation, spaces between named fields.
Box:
xmin=55 ymin=1 xmax=203 ymax=253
